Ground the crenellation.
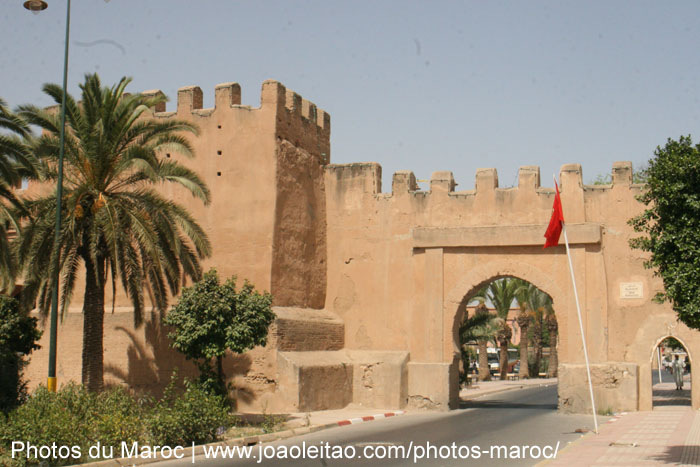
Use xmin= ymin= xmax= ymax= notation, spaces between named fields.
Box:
xmin=559 ymin=163 xmax=583 ymax=190
xmin=261 ymin=79 xmax=287 ymax=109
xmin=518 ymin=166 xmax=541 ymax=190
xmin=285 ymin=89 xmax=302 ymax=115
xmin=430 ymin=171 xmax=456 ymax=193
xmin=392 ymin=171 xmax=419 ymax=194
xmin=475 ymin=168 xmax=499 ymax=192
xmin=302 ymin=98 xmax=317 ymax=122
xmin=327 ymin=163 xmax=382 ymax=196
xmin=612 ymin=161 xmax=633 ymax=186
xmin=326 ymin=162 xmax=642 ymax=211
xmin=176 ymin=85 xmax=203 ymax=114
xmin=214 ymin=82 xmax=242 ymax=108
xmin=141 ymin=89 xmax=166 ymax=113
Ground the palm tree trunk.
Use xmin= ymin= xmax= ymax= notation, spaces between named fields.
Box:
xmin=499 ymin=337 xmax=508 ymax=380
xmin=547 ymin=316 xmax=559 ymax=378
xmin=477 ymin=340 xmax=491 ymax=381
xmin=533 ymin=320 xmax=542 ymax=378
xmin=82 ymin=253 xmax=106 ymax=392
xmin=517 ymin=312 xmax=530 ymax=379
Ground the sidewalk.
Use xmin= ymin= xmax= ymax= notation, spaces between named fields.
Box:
xmin=542 ymin=379 xmax=698 ymax=466
xmin=460 ymin=376 xmax=558 ymax=400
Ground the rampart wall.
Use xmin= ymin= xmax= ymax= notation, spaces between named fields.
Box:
xmin=324 ymin=161 xmax=700 ymax=410
xmin=22 ymin=80 xmax=700 ymax=414
xmin=25 ymin=81 xmax=331 ymax=411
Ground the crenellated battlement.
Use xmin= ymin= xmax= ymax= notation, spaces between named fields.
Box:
xmin=328 ymin=161 xmax=640 ymax=198
xmin=138 ymin=80 xmax=330 ymax=135
xmin=325 ymin=161 xmax=644 ymax=227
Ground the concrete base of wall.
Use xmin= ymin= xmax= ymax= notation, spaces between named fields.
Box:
xmin=558 ymin=362 xmax=639 ymax=413
xmin=277 ymin=350 xmax=409 ymax=411
xmin=407 ymin=359 xmax=459 ymax=411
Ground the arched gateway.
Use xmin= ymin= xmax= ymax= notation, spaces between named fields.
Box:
xmin=324 ymin=160 xmax=700 ymax=412
xmin=24 ymin=81 xmax=700 ymax=413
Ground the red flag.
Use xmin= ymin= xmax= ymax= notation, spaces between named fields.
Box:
xmin=544 ymin=180 xmax=564 ymax=248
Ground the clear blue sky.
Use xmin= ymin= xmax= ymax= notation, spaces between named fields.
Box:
xmin=3 ymin=1 xmax=699 ymax=190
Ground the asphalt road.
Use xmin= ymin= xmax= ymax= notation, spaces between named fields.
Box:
xmin=154 ymin=383 xmax=602 ymax=467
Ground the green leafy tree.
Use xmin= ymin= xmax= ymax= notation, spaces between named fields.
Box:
xmin=0 ymin=295 xmax=41 ymax=412
xmin=16 ymin=73 xmax=211 ymax=391
xmin=630 ymin=136 xmax=700 ymax=329
xmin=165 ymin=269 xmax=275 ymax=397
xmin=0 ymin=98 xmax=38 ymax=291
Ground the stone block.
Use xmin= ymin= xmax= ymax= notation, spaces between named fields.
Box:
xmin=558 ymin=362 xmax=638 ymax=413
xmin=347 ymin=350 xmax=409 ymax=409
xmin=407 ymin=360 xmax=459 ymax=411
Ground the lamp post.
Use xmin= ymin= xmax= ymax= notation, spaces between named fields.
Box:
xmin=24 ymin=0 xmax=70 ymax=393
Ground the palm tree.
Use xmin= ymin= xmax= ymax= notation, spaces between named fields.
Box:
xmin=515 ymin=302 xmax=531 ymax=379
xmin=459 ymin=309 xmax=495 ymax=383
xmin=16 ymin=74 xmax=211 ymax=391
xmin=0 ymin=98 xmax=38 ymax=292
xmin=545 ymin=309 xmax=558 ymax=377
xmin=484 ymin=278 xmax=520 ymax=380
xmin=465 ymin=301 xmax=502 ymax=381
xmin=461 ymin=301 xmax=501 ymax=381
xmin=515 ymin=281 xmax=553 ymax=378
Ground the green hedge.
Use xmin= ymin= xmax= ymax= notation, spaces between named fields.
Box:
xmin=0 ymin=379 xmax=233 ymax=466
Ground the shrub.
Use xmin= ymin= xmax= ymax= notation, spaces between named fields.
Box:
xmin=0 ymin=377 xmax=232 ymax=466
xmin=146 ymin=375 xmax=232 ymax=446
xmin=93 ymin=386 xmax=147 ymax=450
xmin=0 ymin=384 xmax=97 ymax=466
xmin=0 ymin=295 xmax=41 ymax=413
xmin=165 ymin=269 xmax=275 ymax=398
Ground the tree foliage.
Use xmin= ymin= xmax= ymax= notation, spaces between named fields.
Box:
xmin=165 ymin=269 xmax=275 ymax=396
xmin=16 ymin=73 xmax=211 ymax=391
xmin=629 ymin=136 xmax=700 ymax=329
xmin=0 ymin=295 xmax=41 ymax=412
xmin=0 ymin=98 xmax=38 ymax=291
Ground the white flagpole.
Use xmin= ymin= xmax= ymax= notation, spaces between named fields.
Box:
xmin=562 ymin=223 xmax=599 ymax=433
xmin=657 ymin=347 xmax=664 ymax=384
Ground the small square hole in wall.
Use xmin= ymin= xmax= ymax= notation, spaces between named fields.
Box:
xmin=217 ymin=172 xmax=222 ymax=176
xmin=217 ymin=125 xmax=222 ymax=129
xmin=217 ymin=150 xmax=222 ymax=156
xmin=166 ymin=153 xmax=171 ymax=158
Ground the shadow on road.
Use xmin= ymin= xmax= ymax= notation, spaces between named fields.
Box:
xmin=460 ymin=399 xmax=557 ymax=410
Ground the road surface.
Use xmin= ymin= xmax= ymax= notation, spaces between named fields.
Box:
xmin=155 ymin=383 xmax=602 ymax=466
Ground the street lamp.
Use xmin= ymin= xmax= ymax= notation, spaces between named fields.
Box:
xmin=23 ymin=1 xmax=47 ymax=13
xmin=24 ymin=0 xmax=70 ymax=393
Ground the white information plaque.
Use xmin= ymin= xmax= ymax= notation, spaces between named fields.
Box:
xmin=620 ymin=282 xmax=643 ymax=299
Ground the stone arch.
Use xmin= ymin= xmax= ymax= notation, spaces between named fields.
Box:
xmin=627 ymin=313 xmax=700 ymax=410
xmin=647 ymin=334 xmax=693 ymax=409
xmin=649 ymin=334 xmax=692 ymax=366
xmin=444 ymin=258 xmax=568 ymax=364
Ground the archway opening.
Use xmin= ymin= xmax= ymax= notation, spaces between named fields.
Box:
xmin=457 ymin=276 xmax=559 ymax=389
xmin=652 ymin=336 xmax=691 ymax=408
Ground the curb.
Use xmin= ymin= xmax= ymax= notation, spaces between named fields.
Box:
xmin=461 ymin=382 xmax=556 ymax=401
xmin=336 ymin=411 xmax=405 ymax=426
xmin=75 ymin=411 xmax=406 ymax=466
